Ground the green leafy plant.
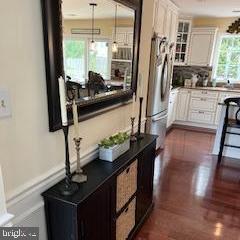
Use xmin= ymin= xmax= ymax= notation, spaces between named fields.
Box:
xmin=99 ymin=132 xmax=130 ymax=149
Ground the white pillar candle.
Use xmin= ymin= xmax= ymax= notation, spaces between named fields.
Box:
xmin=58 ymin=77 xmax=68 ymax=126
xmin=132 ymin=93 xmax=136 ymax=118
xmin=72 ymin=100 xmax=80 ymax=139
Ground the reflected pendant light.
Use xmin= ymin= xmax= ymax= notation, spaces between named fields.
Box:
xmin=112 ymin=4 xmax=118 ymax=53
xmin=89 ymin=3 xmax=97 ymax=51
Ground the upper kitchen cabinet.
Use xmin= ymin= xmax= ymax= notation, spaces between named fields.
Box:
xmin=188 ymin=27 xmax=218 ymax=66
xmin=175 ymin=19 xmax=192 ymax=65
xmin=115 ymin=27 xmax=134 ymax=47
xmin=169 ymin=8 xmax=179 ymax=43
xmin=154 ymin=0 xmax=167 ymax=36
xmin=153 ymin=0 xmax=179 ymax=41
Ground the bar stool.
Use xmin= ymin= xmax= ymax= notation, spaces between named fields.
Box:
xmin=218 ymin=97 xmax=240 ymax=164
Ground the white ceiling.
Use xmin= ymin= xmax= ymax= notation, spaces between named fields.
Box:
xmin=62 ymin=0 xmax=134 ymax=19
xmin=172 ymin=0 xmax=240 ymax=17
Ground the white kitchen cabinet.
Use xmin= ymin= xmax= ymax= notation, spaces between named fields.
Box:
xmin=176 ymin=89 xmax=191 ymax=121
xmin=167 ymin=90 xmax=178 ymax=128
xmin=191 ymin=90 xmax=218 ymax=99
xmin=154 ymin=0 xmax=167 ymax=36
xmin=189 ymin=97 xmax=218 ymax=112
xmin=188 ymin=27 xmax=218 ymax=66
xmin=164 ymin=9 xmax=172 ymax=39
xmin=115 ymin=28 xmax=134 ymax=47
xmin=188 ymin=110 xmax=215 ymax=124
xmin=126 ymin=32 xmax=134 ymax=46
xmin=175 ymin=19 xmax=192 ymax=65
xmin=169 ymin=10 xmax=178 ymax=44
xmin=188 ymin=89 xmax=218 ymax=125
xmin=154 ymin=0 xmax=178 ymax=40
xmin=173 ymin=88 xmax=240 ymax=129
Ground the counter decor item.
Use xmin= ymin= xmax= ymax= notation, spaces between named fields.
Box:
xmin=191 ymin=74 xmax=198 ymax=88
xmin=184 ymin=79 xmax=192 ymax=88
xmin=58 ymin=77 xmax=78 ymax=196
xmin=212 ymin=78 xmax=217 ymax=87
xmin=203 ymin=78 xmax=208 ymax=87
xmin=99 ymin=132 xmax=130 ymax=162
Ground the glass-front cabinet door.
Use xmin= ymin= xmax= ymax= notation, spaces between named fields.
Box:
xmin=175 ymin=20 xmax=192 ymax=65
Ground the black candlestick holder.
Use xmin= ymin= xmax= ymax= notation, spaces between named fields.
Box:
xmin=137 ymin=97 xmax=144 ymax=140
xmin=59 ymin=125 xmax=78 ymax=196
xmin=130 ymin=117 xmax=137 ymax=142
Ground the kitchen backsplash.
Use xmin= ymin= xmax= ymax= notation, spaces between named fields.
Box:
xmin=172 ymin=65 xmax=213 ymax=87
xmin=111 ymin=61 xmax=132 ymax=79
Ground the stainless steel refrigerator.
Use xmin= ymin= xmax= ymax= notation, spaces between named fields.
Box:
xmin=146 ymin=34 xmax=173 ymax=149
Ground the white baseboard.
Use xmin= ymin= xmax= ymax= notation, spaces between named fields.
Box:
xmin=174 ymin=120 xmax=217 ymax=130
xmin=0 ymin=213 xmax=14 ymax=227
xmin=5 ymin=119 xmax=146 ymax=240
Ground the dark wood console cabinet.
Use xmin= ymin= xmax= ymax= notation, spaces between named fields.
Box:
xmin=42 ymin=134 xmax=157 ymax=240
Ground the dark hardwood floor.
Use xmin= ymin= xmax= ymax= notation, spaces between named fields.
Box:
xmin=135 ymin=128 xmax=240 ymax=240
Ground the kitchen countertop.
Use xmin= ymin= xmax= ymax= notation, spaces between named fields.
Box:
xmin=171 ymin=86 xmax=240 ymax=106
xmin=172 ymin=86 xmax=240 ymax=93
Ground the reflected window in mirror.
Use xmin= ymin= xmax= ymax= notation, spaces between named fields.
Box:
xmin=62 ymin=0 xmax=135 ymax=100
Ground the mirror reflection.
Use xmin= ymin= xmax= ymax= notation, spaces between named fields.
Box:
xmin=62 ymin=0 xmax=135 ymax=101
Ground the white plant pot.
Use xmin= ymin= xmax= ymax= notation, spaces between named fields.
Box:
xmin=99 ymin=139 xmax=130 ymax=162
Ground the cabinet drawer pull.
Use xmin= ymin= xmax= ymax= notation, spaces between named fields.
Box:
xmin=200 ymin=98 xmax=206 ymax=101
xmin=199 ymin=111 xmax=204 ymax=114
xmin=202 ymin=91 xmax=208 ymax=94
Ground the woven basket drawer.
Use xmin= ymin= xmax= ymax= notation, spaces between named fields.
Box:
xmin=116 ymin=197 xmax=136 ymax=240
xmin=116 ymin=160 xmax=138 ymax=212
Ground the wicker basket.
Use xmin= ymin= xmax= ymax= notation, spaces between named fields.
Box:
xmin=116 ymin=197 xmax=136 ymax=240
xmin=116 ymin=160 xmax=138 ymax=212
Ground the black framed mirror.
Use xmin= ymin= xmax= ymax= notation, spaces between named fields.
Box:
xmin=41 ymin=0 xmax=142 ymax=132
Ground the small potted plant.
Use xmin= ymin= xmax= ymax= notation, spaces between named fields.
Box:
xmin=99 ymin=132 xmax=130 ymax=162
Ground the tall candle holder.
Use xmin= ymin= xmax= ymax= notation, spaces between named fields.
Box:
xmin=72 ymin=137 xmax=87 ymax=183
xmin=130 ymin=117 xmax=137 ymax=142
xmin=59 ymin=125 xmax=78 ymax=196
xmin=137 ymin=97 xmax=144 ymax=140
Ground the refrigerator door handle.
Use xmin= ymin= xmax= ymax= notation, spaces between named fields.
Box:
xmin=152 ymin=114 xmax=168 ymax=122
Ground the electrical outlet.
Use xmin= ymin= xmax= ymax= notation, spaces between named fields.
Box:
xmin=0 ymin=89 xmax=11 ymax=119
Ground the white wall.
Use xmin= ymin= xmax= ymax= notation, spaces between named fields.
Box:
xmin=0 ymin=0 xmax=155 ymax=238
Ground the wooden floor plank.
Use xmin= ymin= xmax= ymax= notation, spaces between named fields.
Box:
xmin=135 ymin=128 xmax=240 ymax=240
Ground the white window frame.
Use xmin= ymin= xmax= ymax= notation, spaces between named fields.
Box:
xmin=63 ymin=35 xmax=112 ymax=81
xmin=213 ymin=33 xmax=240 ymax=83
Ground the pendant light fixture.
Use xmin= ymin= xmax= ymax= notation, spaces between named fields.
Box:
xmin=112 ymin=4 xmax=118 ymax=53
xmin=89 ymin=3 xmax=97 ymax=51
